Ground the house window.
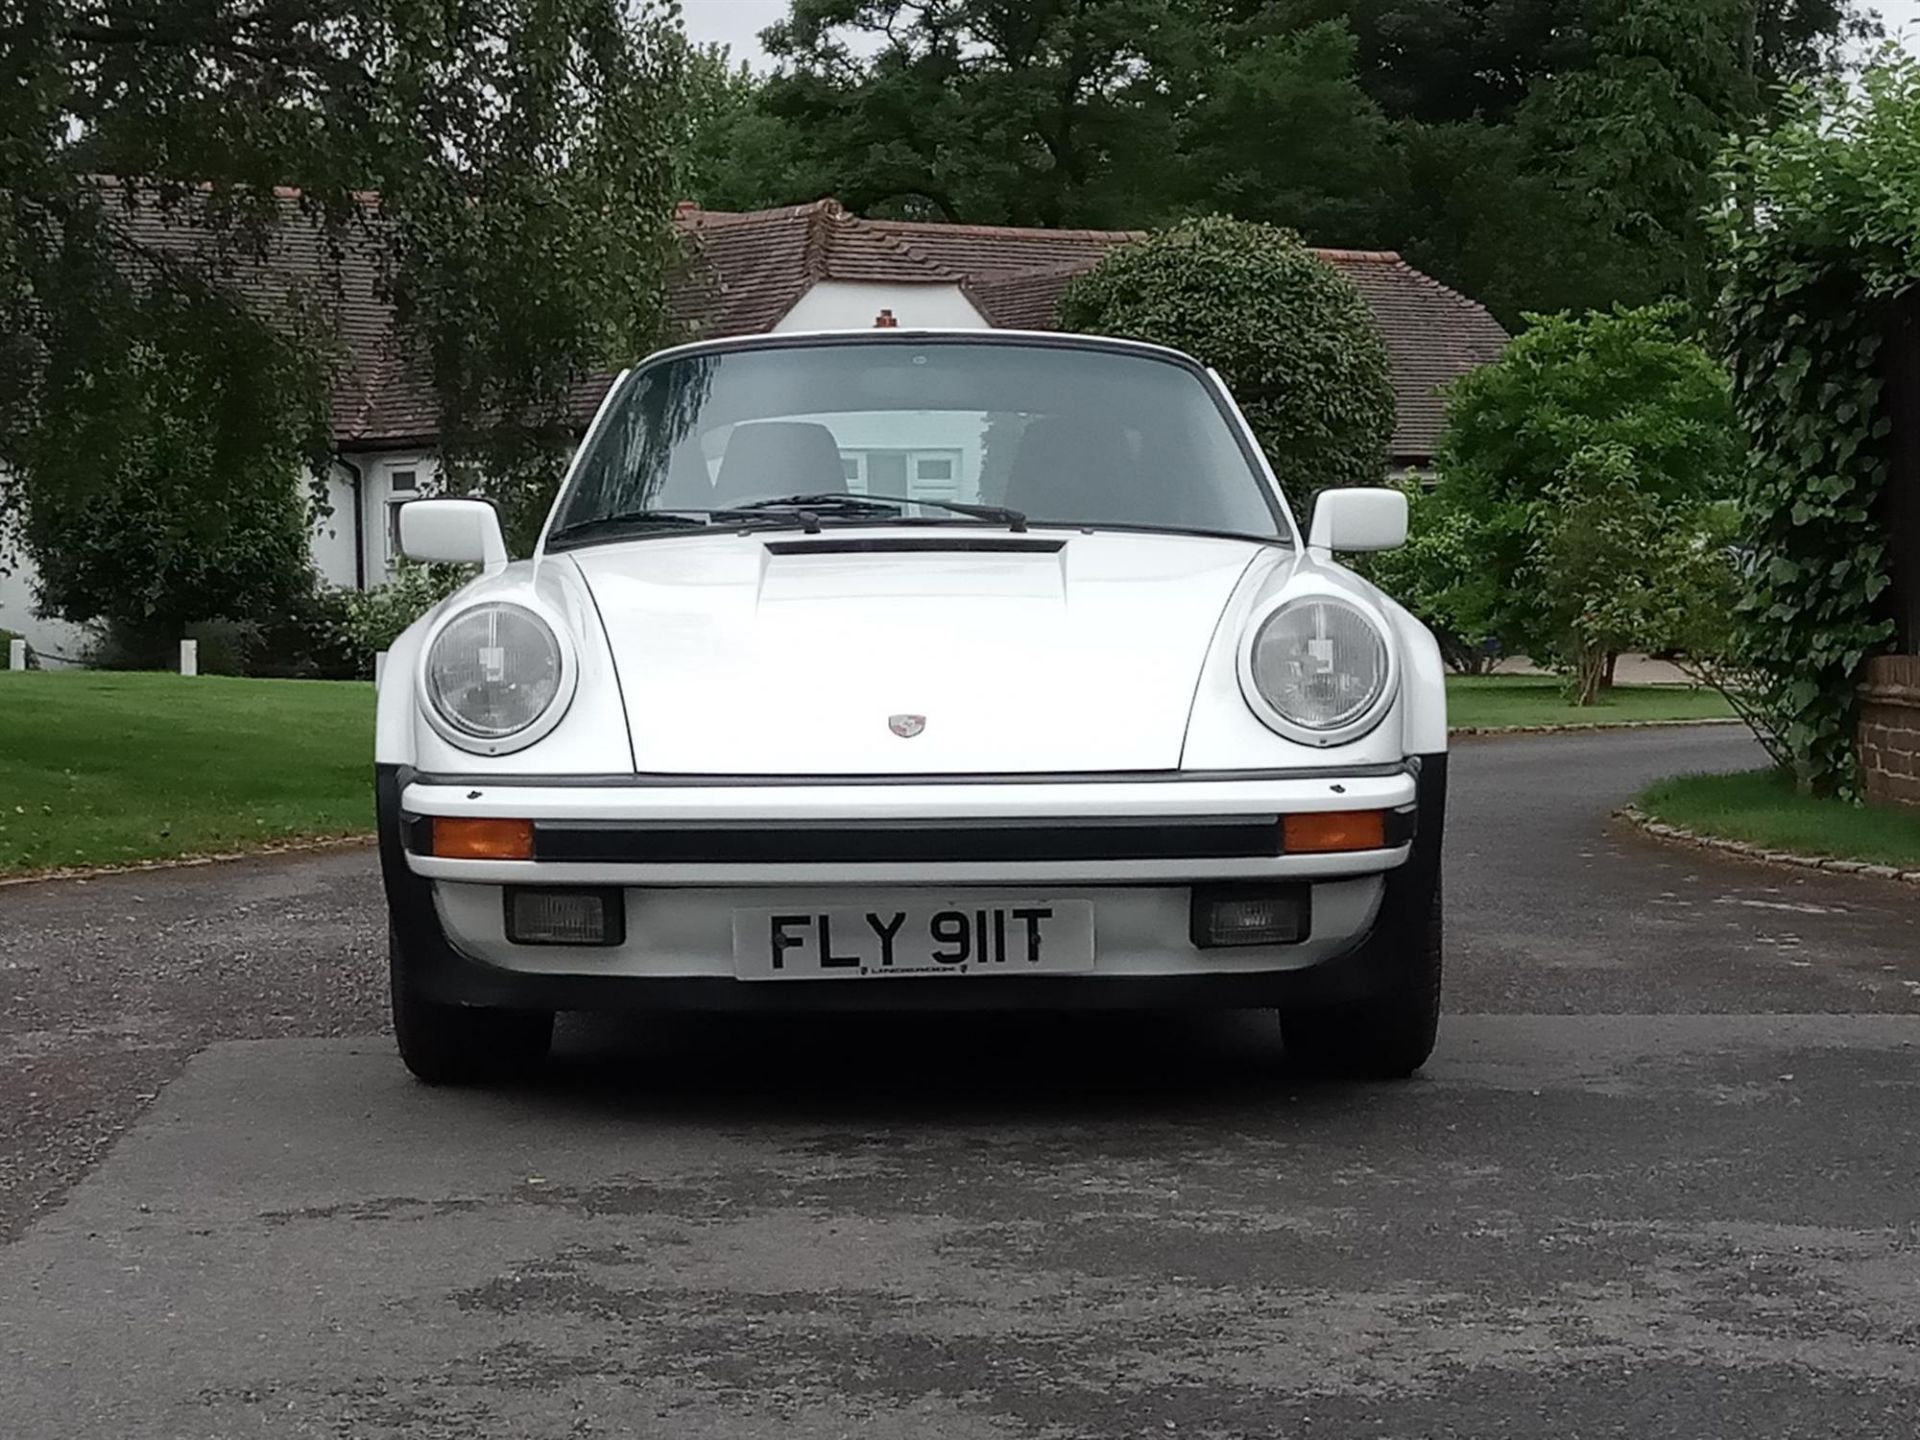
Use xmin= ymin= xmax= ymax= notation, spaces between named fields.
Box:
xmin=384 ymin=467 xmax=420 ymax=571
xmin=838 ymin=449 xmax=964 ymax=502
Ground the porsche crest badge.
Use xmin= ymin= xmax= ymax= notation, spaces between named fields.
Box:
xmin=888 ymin=714 xmax=927 ymax=738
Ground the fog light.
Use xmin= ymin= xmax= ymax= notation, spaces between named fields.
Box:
xmin=504 ymin=888 xmax=623 ymax=946
xmin=1190 ymin=886 xmax=1310 ymax=948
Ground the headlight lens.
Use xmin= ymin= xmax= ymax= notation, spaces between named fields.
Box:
xmin=1248 ymin=595 xmax=1391 ymax=733
xmin=426 ymin=603 xmax=564 ymax=740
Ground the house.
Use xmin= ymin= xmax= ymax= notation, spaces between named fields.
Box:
xmin=0 ymin=196 xmax=1508 ymax=661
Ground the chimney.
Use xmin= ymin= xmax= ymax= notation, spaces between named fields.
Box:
xmin=874 ymin=308 xmax=899 ymax=328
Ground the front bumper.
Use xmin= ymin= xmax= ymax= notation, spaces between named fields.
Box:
xmin=379 ymin=759 xmax=1446 ymax=1011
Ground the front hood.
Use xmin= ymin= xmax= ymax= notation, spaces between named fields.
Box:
xmin=566 ymin=529 xmax=1277 ymax=775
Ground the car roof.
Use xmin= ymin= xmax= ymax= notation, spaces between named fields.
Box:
xmin=621 ymin=327 xmax=1212 ymax=374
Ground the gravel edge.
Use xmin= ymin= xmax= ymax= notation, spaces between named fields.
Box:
xmin=1451 ymin=717 xmax=1744 ymax=740
xmin=0 ymin=833 xmax=376 ymax=889
xmin=1616 ymin=804 xmax=1920 ymax=888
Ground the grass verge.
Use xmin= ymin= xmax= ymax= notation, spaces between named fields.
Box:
xmin=1 ymin=672 xmax=373 ymax=876
xmin=1637 ymin=768 xmax=1920 ymax=872
xmin=1446 ymin=675 xmax=1734 ymax=730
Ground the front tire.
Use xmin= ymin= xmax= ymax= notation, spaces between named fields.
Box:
xmin=1281 ymin=874 xmax=1442 ymax=1080
xmin=389 ymin=925 xmax=554 ymax=1085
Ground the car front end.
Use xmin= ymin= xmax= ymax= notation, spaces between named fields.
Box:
xmin=376 ymin=332 xmax=1448 ymax=1082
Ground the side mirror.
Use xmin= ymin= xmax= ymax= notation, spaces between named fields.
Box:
xmin=1307 ymin=488 xmax=1408 ymax=553
xmin=399 ymin=498 xmax=509 ymax=574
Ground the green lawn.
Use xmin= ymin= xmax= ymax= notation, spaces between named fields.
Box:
xmin=1636 ymin=768 xmax=1920 ymax=872
xmin=1446 ymin=674 xmax=1734 ymax=730
xmin=0 ymin=671 xmax=374 ymax=876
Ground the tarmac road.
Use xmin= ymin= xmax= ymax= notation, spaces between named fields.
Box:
xmin=3 ymin=727 xmax=1919 ymax=1438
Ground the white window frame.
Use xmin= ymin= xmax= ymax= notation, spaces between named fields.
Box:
xmin=377 ymin=458 xmax=429 ymax=576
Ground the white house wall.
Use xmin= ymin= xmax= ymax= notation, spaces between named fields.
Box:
xmin=774 ymin=282 xmax=988 ymax=333
xmin=0 ymin=546 xmax=91 ymax=666
xmin=311 ymin=461 xmax=362 ymax=590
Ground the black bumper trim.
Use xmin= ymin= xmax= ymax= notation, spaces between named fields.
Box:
xmin=525 ymin=816 xmax=1284 ymax=865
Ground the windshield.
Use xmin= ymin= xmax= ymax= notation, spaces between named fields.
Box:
xmin=550 ymin=338 xmax=1288 ymax=544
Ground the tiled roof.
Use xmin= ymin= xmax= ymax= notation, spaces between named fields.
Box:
xmin=96 ymin=188 xmax=1506 ymax=462
xmin=668 ymin=201 xmax=1509 ymax=462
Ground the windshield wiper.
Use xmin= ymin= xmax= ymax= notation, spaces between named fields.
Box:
xmin=550 ymin=493 xmax=1032 ymax=546
xmin=548 ymin=510 xmax=714 ymax=544
xmin=713 ymin=493 xmax=1030 ymax=533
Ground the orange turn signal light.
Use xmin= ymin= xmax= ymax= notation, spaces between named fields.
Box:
xmin=1282 ymin=810 xmax=1388 ymax=855
xmin=431 ymin=817 xmax=534 ymax=861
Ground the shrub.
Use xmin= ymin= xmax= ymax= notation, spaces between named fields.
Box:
xmin=1358 ymin=479 xmax=1499 ymax=674
xmin=1057 ymin=215 xmax=1396 ymax=502
xmin=1433 ymin=303 xmax=1742 ymax=665
xmin=339 ymin=562 xmax=474 ymax=676
xmin=87 ymin=617 xmax=260 ymax=675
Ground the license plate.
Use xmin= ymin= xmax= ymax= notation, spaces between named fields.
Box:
xmin=732 ymin=901 xmax=1095 ymax=981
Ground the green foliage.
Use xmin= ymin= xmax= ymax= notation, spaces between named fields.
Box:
xmin=14 ymin=280 xmax=329 ymax=640
xmin=1057 ymin=216 xmax=1394 ymax=502
xmin=1531 ymin=443 xmax=1741 ymax=705
xmin=689 ymin=0 xmax=1875 ymax=328
xmin=1 ymin=0 xmax=689 ymax=615
xmin=756 ymin=0 xmax=1198 ymax=227
xmin=1178 ymin=22 xmax=1401 ymax=247
xmin=339 ymin=562 xmax=472 ymax=676
xmin=1712 ymin=57 xmax=1920 ymax=798
xmin=1361 ymin=480 xmax=1499 ymax=674
xmin=1434 ymin=304 xmax=1742 ymax=660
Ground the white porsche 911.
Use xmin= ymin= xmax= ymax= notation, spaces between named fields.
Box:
xmin=376 ymin=330 xmax=1448 ymax=1084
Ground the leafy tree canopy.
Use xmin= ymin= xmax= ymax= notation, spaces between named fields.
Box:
xmin=0 ymin=0 xmax=689 ymax=635
xmin=1429 ymin=303 xmax=1742 ymax=658
xmin=1058 ymin=216 xmax=1396 ymax=503
xmin=695 ymin=0 xmax=1877 ymax=326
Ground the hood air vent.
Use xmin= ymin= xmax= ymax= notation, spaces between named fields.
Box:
xmin=762 ymin=535 xmax=1067 ymax=557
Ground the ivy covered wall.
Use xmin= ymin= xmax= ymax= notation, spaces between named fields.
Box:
xmin=1714 ymin=63 xmax=1920 ymax=797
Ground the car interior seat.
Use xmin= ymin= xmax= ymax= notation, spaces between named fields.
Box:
xmin=711 ymin=421 xmax=848 ymax=507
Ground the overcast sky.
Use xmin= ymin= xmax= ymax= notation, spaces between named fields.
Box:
xmin=680 ymin=0 xmax=1920 ymax=68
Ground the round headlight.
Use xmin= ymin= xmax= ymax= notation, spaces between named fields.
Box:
xmin=1244 ymin=594 xmax=1393 ymax=740
xmin=425 ymin=602 xmax=565 ymax=743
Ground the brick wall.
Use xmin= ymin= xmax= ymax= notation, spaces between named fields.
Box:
xmin=1859 ymin=655 xmax=1920 ymax=808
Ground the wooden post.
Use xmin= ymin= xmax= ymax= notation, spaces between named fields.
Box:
xmin=7 ymin=638 xmax=25 ymax=671
xmin=179 ymin=639 xmax=199 ymax=677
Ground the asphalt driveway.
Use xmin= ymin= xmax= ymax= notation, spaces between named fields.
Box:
xmin=3 ymin=728 xmax=1919 ymax=1438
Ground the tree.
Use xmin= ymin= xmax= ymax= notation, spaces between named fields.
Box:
xmin=1179 ymin=22 xmax=1402 ymax=249
xmin=1531 ymin=443 xmax=1740 ymax=704
xmin=678 ymin=44 xmax=812 ymax=212
xmin=1433 ymin=304 xmax=1742 ymax=664
xmin=756 ymin=0 xmax=1203 ymax=226
xmin=0 ymin=0 xmax=689 ymax=639
xmin=1057 ymin=216 xmax=1395 ymax=502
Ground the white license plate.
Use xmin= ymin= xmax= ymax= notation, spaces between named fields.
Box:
xmin=732 ymin=901 xmax=1095 ymax=981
